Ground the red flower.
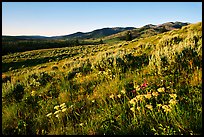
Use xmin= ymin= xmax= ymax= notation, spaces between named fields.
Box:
xmin=140 ymin=79 xmax=148 ymax=89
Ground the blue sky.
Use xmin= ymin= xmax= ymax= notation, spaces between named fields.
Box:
xmin=2 ymin=2 xmax=202 ymax=36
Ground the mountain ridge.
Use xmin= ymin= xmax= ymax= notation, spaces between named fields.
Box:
xmin=2 ymin=21 xmax=190 ymax=40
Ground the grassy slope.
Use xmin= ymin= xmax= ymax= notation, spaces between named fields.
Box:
xmin=2 ymin=22 xmax=202 ymax=135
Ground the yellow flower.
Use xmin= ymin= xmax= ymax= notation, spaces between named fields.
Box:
xmin=152 ymin=92 xmax=159 ymax=97
xmin=62 ymin=108 xmax=67 ymax=112
xmin=46 ymin=113 xmax=52 ymax=117
xmin=54 ymin=105 xmax=60 ymax=110
xmin=162 ymin=105 xmax=171 ymax=113
xmin=121 ymin=90 xmax=126 ymax=94
xmin=136 ymin=95 xmax=144 ymax=101
xmin=144 ymin=93 xmax=152 ymax=99
xmin=117 ymin=94 xmax=121 ymax=98
xmin=79 ymin=123 xmax=84 ymax=126
xmin=145 ymin=104 xmax=153 ymax=111
xmin=169 ymin=94 xmax=177 ymax=99
xmin=55 ymin=114 xmax=59 ymax=118
xmin=137 ymin=107 xmax=141 ymax=111
xmin=130 ymin=107 xmax=135 ymax=112
xmin=31 ymin=91 xmax=36 ymax=96
xmin=157 ymin=87 xmax=165 ymax=93
xmin=109 ymin=94 xmax=114 ymax=100
xmin=134 ymin=85 xmax=140 ymax=91
xmin=169 ymin=99 xmax=177 ymax=105
xmin=129 ymin=98 xmax=136 ymax=106
xmin=162 ymin=105 xmax=168 ymax=110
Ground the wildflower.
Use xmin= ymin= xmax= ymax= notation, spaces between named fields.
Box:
xmin=130 ymin=107 xmax=135 ymax=112
xmin=121 ymin=90 xmax=126 ymax=94
xmin=134 ymin=85 xmax=140 ymax=91
xmin=54 ymin=110 xmax=61 ymax=115
xmin=109 ymin=94 xmax=114 ymax=100
xmin=54 ymin=105 xmax=60 ymax=110
xmin=169 ymin=99 xmax=177 ymax=105
xmin=62 ymin=108 xmax=67 ymax=112
xmin=152 ymin=92 xmax=159 ymax=97
xmin=129 ymin=98 xmax=136 ymax=106
xmin=31 ymin=91 xmax=36 ymax=96
xmin=141 ymin=83 xmax=148 ymax=88
xmin=169 ymin=94 xmax=177 ymax=99
xmin=145 ymin=104 xmax=153 ymax=111
xmin=137 ymin=107 xmax=141 ymax=111
xmin=136 ymin=95 xmax=144 ymax=101
xmin=92 ymin=100 xmax=95 ymax=103
xmin=79 ymin=123 xmax=84 ymax=126
xmin=131 ymin=90 xmax=136 ymax=94
xmin=117 ymin=94 xmax=121 ymax=98
xmin=162 ymin=105 xmax=171 ymax=113
xmin=157 ymin=87 xmax=165 ymax=93
xmin=144 ymin=93 xmax=152 ymax=99
xmin=55 ymin=114 xmax=59 ymax=118
xmin=46 ymin=113 xmax=52 ymax=117
xmin=162 ymin=105 xmax=168 ymax=110
xmin=61 ymin=105 xmax=66 ymax=110
xmin=140 ymin=80 xmax=148 ymax=89
xmin=60 ymin=103 xmax=66 ymax=107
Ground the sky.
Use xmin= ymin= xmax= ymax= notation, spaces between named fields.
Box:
xmin=2 ymin=2 xmax=202 ymax=36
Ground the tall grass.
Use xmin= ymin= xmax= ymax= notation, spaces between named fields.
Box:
xmin=2 ymin=22 xmax=202 ymax=135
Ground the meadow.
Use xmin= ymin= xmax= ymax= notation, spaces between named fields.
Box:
xmin=2 ymin=22 xmax=202 ymax=135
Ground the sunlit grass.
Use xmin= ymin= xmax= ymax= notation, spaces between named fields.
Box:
xmin=2 ymin=22 xmax=202 ymax=135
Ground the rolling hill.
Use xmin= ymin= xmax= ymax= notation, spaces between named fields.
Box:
xmin=2 ymin=22 xmax=202 ymax=135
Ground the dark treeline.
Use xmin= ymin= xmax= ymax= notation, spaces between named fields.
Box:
xmin=2 ymin=39 xmax=103 ymax=55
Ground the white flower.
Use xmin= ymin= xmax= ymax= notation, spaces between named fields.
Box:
xmin=46 ymin=113 xmax=52 ymax=117
xmin=62 ymin=108 xmax=67 ymax=112
xmin=60 ymin=103 xmax=66 ymax=108
xmin=54 ymin=105 xmax=60 ymax=110
xmin=61 ymin=105 xmax=66 ymax=110
xmin=54 ymin=110 xmax=61 ymax=115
